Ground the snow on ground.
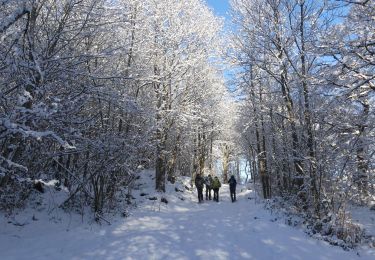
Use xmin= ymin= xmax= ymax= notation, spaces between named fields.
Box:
xmin=349 ymin=204 xmax=375 ymax=240
xmin=1 ymin=172 xmax=375 ymax=260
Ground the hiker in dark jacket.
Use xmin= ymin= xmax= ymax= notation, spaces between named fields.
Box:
xmin=204 ymin=175 xmax=213 ymax=200
xmin=194 ymin=173 xmax=204 ymax=203
xmin=228 ymin=175 xmax=237 ymax=202
xmin=211 ymin=176 xmax=221 ymax=202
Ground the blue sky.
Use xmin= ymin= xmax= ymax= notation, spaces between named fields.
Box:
xmin=205 ymin=0 xmax=230 ymax=18
xmin=205 ymin=0 xmax=235 ymax=90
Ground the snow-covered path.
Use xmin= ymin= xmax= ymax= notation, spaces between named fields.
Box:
xmin=1 ymin=184 xmax=375 ymax=260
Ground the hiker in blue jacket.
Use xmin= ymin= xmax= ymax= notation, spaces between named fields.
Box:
xmin=204 ymin=175 xmax=213 ymax=200
xmin=228 ymin=175 xmax=237 ymax=202
xmin=194 ymin=173 xmax=204 ymax=203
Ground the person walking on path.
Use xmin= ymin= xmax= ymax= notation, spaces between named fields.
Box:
xmin=204 ymin=175 xmax=213 ymax=200
xmin=212 ymin=176 xmax=221 ymax=202
xmin=194 ymin=173 xmax=204 ymax=203
xmin=228 ymin=175 xmax=237 ymax=202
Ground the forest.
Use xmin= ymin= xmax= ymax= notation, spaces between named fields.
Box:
xmin=0 ymin=0 xmax=374 ymax=255
xmin=232 ymin=0 xmax=374 ymax=237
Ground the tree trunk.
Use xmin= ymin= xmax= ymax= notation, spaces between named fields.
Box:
xmin=154 ymin=62 xmax=166 ymax=192
xmin=299 ymin=2 xmax=318 ymax=211
xmin=273 ymin=6 xmax=304 ymax=190
xmin=259 ymin=86 xmax=271 ymax=198
xmin=222 ymin=144 xmax=230 ymax=183
xmin=355 ymin=100 xmax=369 ymax=200
xmin=250 ymin=68 xmax=270 ymax=199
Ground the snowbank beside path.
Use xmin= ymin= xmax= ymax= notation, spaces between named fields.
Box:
xmin=1 ymin=174 xmax=374 ymax=259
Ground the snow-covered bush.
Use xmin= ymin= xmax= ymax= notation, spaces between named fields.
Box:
xmin=0 ymin=174 xmax=32 ymax=215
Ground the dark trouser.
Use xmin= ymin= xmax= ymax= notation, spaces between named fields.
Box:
xmin=213 ymin=188 xmax=219 ymax=202
xmin=197 ymin=187 xmax=203 ymax=203
xmin=205 ymin=186 xmax=212 ymax=200
xmin=230 ymin=187 xmax=236 ymax=202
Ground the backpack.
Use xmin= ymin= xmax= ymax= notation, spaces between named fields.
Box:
xmin=212 ymin=178 xmax=221 ymax=189
xmin=204 ymin=176 xmax=212 ymax=187
xmin=229 ymin=177 xmax=237 ymax=187
xmin=195 ymin=175 xmax=204 ymax=188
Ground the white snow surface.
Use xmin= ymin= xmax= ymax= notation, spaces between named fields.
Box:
xmin=1 ymin=172 xmax=375 ymax=260
xmin=350 ymin=204 xmax=375 ymax=240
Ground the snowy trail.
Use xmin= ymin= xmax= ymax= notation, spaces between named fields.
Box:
xmin=100 ymin=187 xmax=374 ymax=260
xmin=1 ymin=185 xmax=375 ymax=260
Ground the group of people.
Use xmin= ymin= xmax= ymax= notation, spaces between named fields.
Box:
xmin=194 ymin=173 xmax=237 ymax=203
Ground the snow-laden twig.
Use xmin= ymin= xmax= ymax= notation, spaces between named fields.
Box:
xmin=0 ymin=4 xmax=30 ymax=34
xmin=0 ymin=155 xmax=28 ymax=172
